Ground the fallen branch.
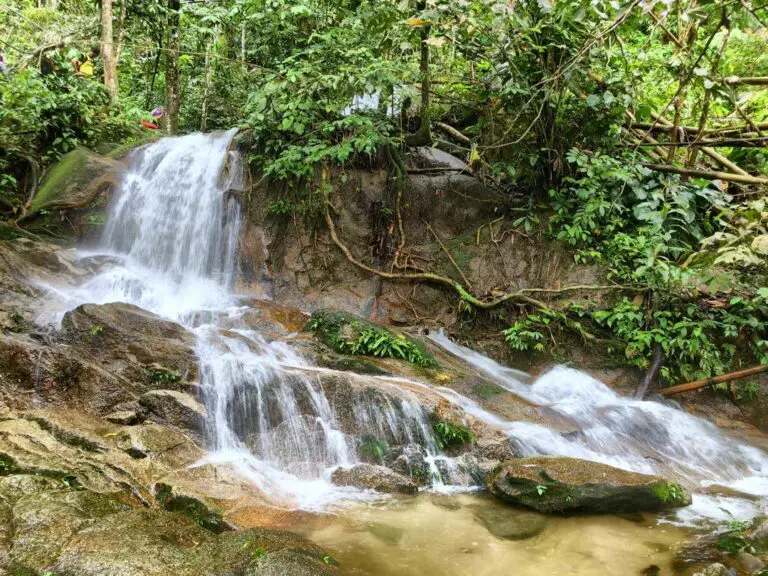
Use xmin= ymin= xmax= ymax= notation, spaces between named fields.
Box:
xmin=660 ymin=365 xmax=768 ymax=396
xmin=635 ymin=343 xmax=664 ymax=399
xmin=435 ymin=121 xmax=472 ymax=145
xmin=724 ymin=76 xmax=768 ymax=86
xmin=650 ymin=112 xmax=748 ymax=176
xmin=643 ymin=163 xmax=768 ymax=185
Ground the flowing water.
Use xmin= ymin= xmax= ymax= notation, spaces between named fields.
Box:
xmin=32 ymin=131 xmax=768 ymax=573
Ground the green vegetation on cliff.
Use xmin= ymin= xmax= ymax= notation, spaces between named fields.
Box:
xmin=307 ymin=310 xmax=436 ymax=367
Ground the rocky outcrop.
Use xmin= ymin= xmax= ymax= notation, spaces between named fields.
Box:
xmin=0 ymin=408 xmax=337 ymax=576
xmin=330 ymin=463 xmax=418 ymax=494
xmin=20 ymin=147 xmax=123 ymax=240
xmin=487 ymin=457 xmax=691 ymax=514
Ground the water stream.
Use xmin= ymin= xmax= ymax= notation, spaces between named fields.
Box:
xmin=35 ymin=131 xmax=768 ymax=529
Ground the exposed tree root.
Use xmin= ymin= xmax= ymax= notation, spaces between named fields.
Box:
xmin=321 ymin=184 xmax=641 ymax=311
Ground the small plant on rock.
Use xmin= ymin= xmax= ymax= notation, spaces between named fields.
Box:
xmin=359 ymin=436 xmax=388 ymax=463
xmin=432 ymin=419 xmax=475 ymax=450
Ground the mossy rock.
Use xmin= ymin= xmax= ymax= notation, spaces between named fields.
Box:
xmin=20 ymin=148 xmax=122 ymax=240
xmin=305 ymin=309 xmax=436 ymax=368
xmin=487 ymin=456 xmax=691 ymax=514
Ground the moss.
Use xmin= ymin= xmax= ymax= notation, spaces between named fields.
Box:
xmin=649 ymin=480 xmax=688 ymax=506
xmin=472 ymin=381 xmax=505 ymax=400
xmin=29 ymin=149 xmax=93 ymax=213
xmin=0 ymin=222 xmax=36 ymax=242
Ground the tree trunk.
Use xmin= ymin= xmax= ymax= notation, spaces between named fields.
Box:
xmin=406 ymin=22 xmax=431 ymax=147
xmin=240 ymin=21 xmax=246 ymax=66
xmin=115 ymin=0 xmax=128 ymax=63
xmin=165 ymin=0 xmax=181 ymax=135
xmin=200 ymin=33 xmax=215 ymax=132
xmin=101 ymin=0 xmax=118 ymax=99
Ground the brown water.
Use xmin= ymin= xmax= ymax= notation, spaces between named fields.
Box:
xmin=299 ymin=493 xmax=698 ymax=576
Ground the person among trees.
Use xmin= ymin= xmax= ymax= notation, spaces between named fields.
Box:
xmin=141 ymin=107 xmax=165 ymax=130
xmin=0 ymin=49 xmax=8 ymax=75
xmin=71 ymin=46 xmax=99 ymax=77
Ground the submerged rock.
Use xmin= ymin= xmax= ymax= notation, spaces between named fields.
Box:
xmin=471 ymin=504 xmax=548 ymax=541
xmin=487 ymin=457 xmax=691 ymax=514
xmin=330 ymin=463 xmax=418 ymax=494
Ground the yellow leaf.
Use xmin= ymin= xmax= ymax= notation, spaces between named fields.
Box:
xmin=103 ymin=432 xmax=120 ymax=438
xmin=406 ymin=17 xmax=428 ymax=27
xmin=751 ymin=235 xmax=768 ymax=255
xmin=434 ymin=373 xmax=452 ymax=382
xmin=469 ymin=144 xmax=481 ymax=165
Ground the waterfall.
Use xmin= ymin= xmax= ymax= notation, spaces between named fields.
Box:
xmin=39 ymin=131 xmax=441 ymax=507
xmin=35 ymin=132 xmax=768 ymax=518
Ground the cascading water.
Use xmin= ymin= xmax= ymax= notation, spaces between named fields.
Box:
xmin=35 ymin=131 xmax=767 ymax=520
xmin=37 ymin=130 xmax=441 ymax=507
xmin=429 ymin=331 xmax=768 ymax=521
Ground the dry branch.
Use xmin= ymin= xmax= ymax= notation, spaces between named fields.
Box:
xmin=643 ymin=163 xmax=768 ymax=185
xmin=660 ymin=365 xmax=768 ymax=396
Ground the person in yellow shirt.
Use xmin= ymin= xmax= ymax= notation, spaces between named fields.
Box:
xmin=72 ymin=46 xmax=99 ymax=77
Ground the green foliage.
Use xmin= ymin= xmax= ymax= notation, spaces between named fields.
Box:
xmin=147 ymin=366 xmax=182 ymax=386
xmin=505 ymin=149 xmax=768 ymax=384
xmin=359 ymin=436 xmax=389 ymax=463
xmin=307 ymin=311 xmax=436 ymax=367
xmin=432 ymin=419 xmax=475 ymax=450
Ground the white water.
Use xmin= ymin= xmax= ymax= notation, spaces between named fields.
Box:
xmin=430 ymin=331 xmax=768 ymax=521
xmin=33 ymin=132 xmax=768 ymax=521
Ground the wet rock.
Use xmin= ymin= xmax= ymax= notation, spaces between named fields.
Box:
xmin=692 ymin=564 xmax=731 ymax=576
xmin=487 ymin=457 xmax=691 ymax=514
xmin=749 ymin=516 xmax=768 ymax=548
xmin=387 ymin=445 xmax=432 ymax=485
xmin=737 ymin=550 xmax=765 ymax=573
xmin=20 ymin=147 xmax=122 ymax=239
xmin=139 ymin=390 xmax=206 ymax=432
xmin=330 ymin=463 xmax=418 ymax=494
xmin=471 ymin=504 xmax=548 ymax=541
xmin=105 ymin=410 xmax=145 ymax=425
xmin=474 ymin=436 xmax=519 ymax=462
xmin=62 ymin=302 xmax=198 ymax=383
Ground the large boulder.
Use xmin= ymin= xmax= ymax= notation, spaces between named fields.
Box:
xmin=20 ymin=147 xmax=123 ymax=240
xmin=330 ymin=463 xmax=418 ymax=495
xmin=487 ymin=457 xmax=691 ymax=514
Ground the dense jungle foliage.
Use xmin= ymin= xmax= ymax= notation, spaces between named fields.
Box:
xmin=1 ymin=0 xmax=767 ymax=390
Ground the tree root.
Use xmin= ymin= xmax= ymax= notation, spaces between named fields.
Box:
xmin=321 ymin=184 xmax=641 ymax=311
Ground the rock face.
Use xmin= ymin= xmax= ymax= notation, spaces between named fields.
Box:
xmin=139 ymin=390 xmax=206 ymax=433
xmin=0 ymin=409 xmax=338 ymax=576
xmin=487 ymin=457 xmax=691 ymax=514
xmin=330 ymin=463 xmax=418 ymax=495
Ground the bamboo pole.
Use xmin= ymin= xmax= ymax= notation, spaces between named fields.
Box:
xmin=650 ymin=112 xmax=749 ymax=176
xmin=643 ymin=163 xmax=768 ymax=185
xmin=660 ymin=365 xmax=768 ymax=396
